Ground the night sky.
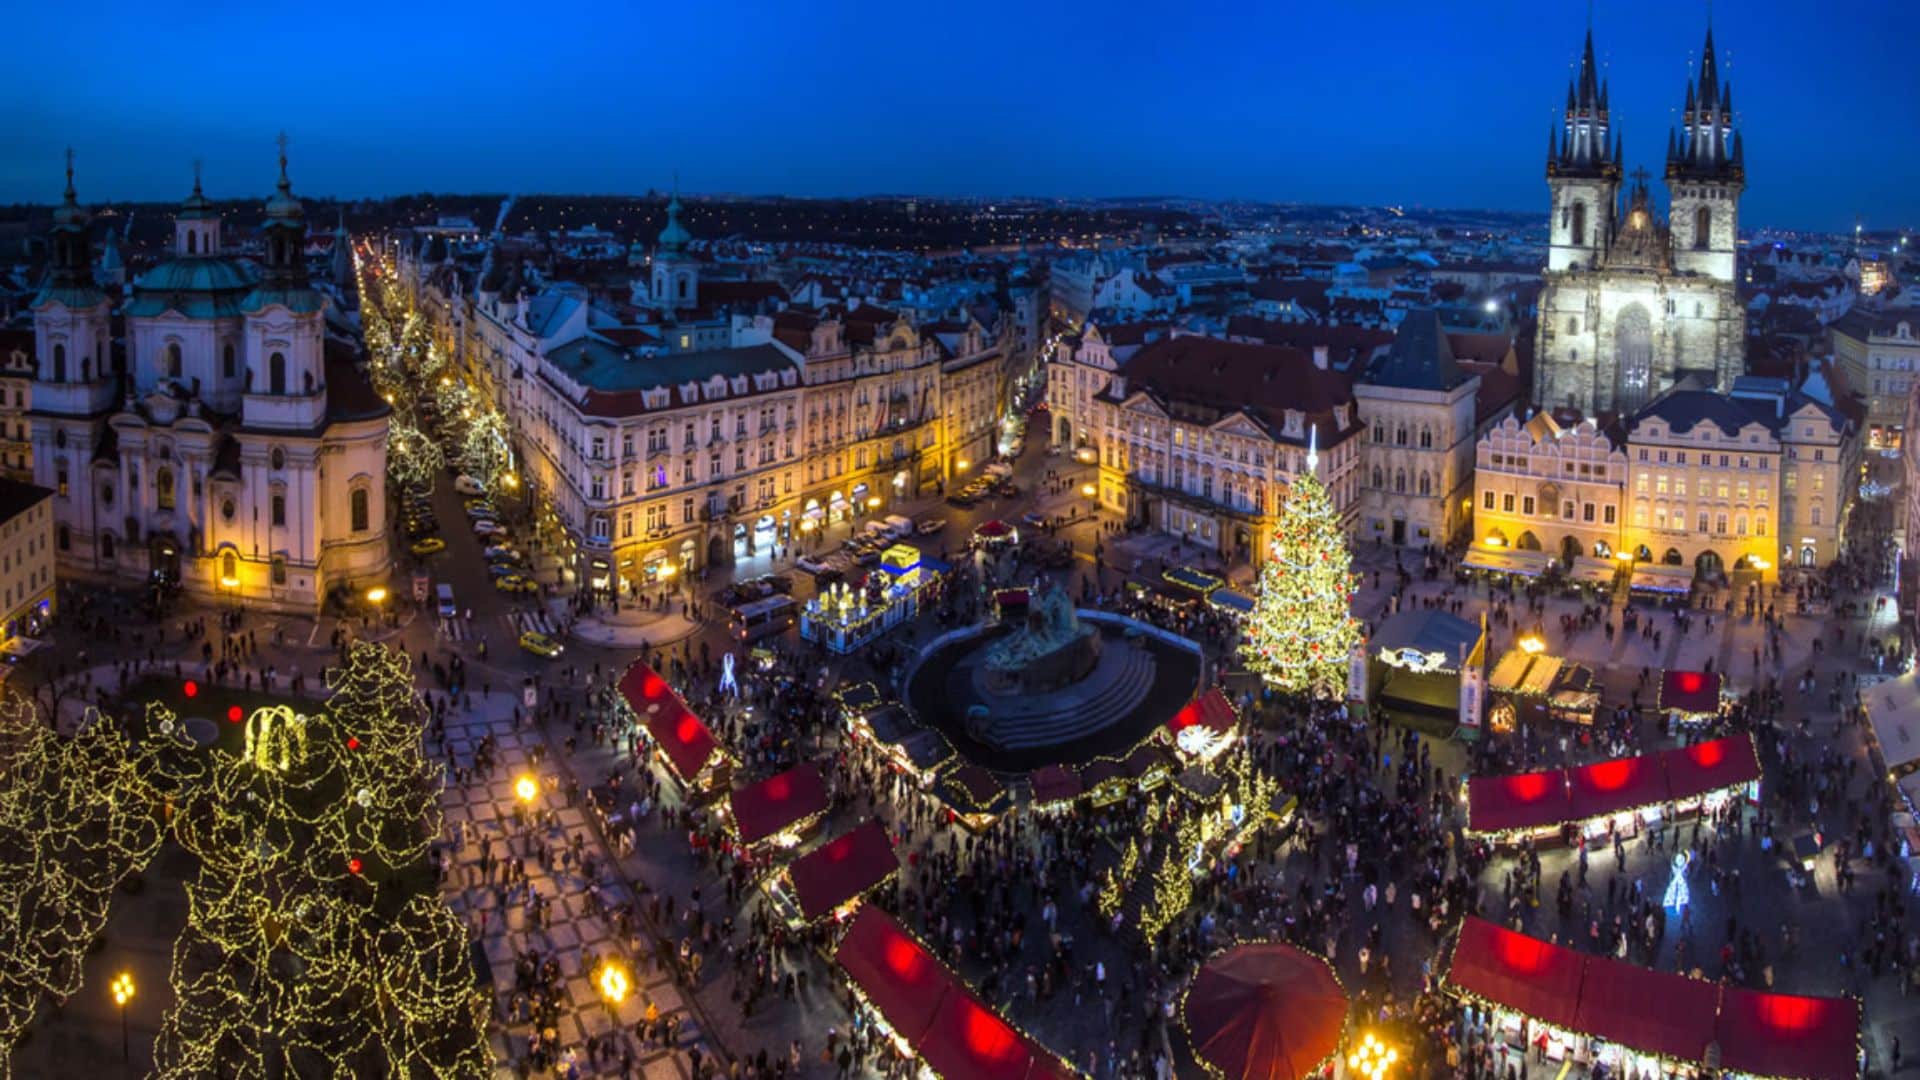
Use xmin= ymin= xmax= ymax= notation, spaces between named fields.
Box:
xmin=7 ymin=0 xmax=1915 ymax=232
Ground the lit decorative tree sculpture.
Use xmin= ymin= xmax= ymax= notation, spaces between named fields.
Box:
xmin=1240 ymin=428 xmax=1360 ymax=697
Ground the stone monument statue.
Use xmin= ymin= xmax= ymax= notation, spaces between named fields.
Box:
xmin=982 ymin=580 xmax=1101 ymax=693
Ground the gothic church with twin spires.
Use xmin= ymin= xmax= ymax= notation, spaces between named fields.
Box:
xmin=1534 ymin=27 xmax=1746 ymax=417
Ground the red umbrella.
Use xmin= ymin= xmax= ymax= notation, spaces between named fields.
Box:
xmin=1183 ymin=944 xmax=1349 ymax=1080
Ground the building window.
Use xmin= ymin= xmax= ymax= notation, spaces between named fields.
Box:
xmin=156 ymin=468 xmax=175 ymax=511
xmin=1694 ymin=206 xmax=1712 ymax=250
xmin=1603 ymin=505 xmax=1615 ymax=525
xmin=270 ymin=447 xmax=285 ymax=471
xmin=271 ymin=556 xmax=287 ymax=585
xmin=1501 ymin=493 xmax=1514 ymax=513
xmin=56 ymin=525 xmax=68 ymax=551
xmin=223 ymin=344 xmax=236 ymax=379
xmin=52 ymin=344 xmax=66 ymax=382
xmin=221 ymin=498 xmax=236 ymax=522
xmin=166 ymin=343 xmax=182 ymax=378
xmin=221 ymin=550 xmax=237 ymax=582
xmin=1522 ymin=496 xmax=1535 ymax=515
xmin=1569 ymin=201 xmax=1587 ymax=246
xmin=1483 ymin=491 xmax=1495 ymax=510
xmin=269 ymin=352 xmax=287 ymax=395
xmin=271 ymin=492 xmax=286 ymax=527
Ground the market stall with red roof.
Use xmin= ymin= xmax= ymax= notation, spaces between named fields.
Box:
xmin=1659 ymin=669 xmax=1724 ymax=723
xmin=1660 ymin=734 xmax=1761 ymax=803
xmin=1714 ymin=988 xmax=1862 ymax=1080
xmin=832 ymin=906 xmax=958 ymax=1049
xmin=726 ymin=763 xmax=830 ymax=848
xmin=1565 ymin=754 xmax=1669 ymax=823
xmin=779 ymin=820 xmax=899 ymax=925
xmin=618 ymin=661 xmax=734 ymax=796
xmin=1167 ymin=688 xmax=1240 ymax=762
xmin=1465 ymin=770 xmax=1570 ymax=837
xmin=1445 ymin=918 xmax=1859 ymax=1079
xmin=1445 ymin=917 xmax=1586 ymax=1032
xmin=1570 ymin=953 xmax=1718 ymax=1064
xmin=832 ymin=906 xmax=1080 ymax=1077
xmin=1027 ymin=765 xmax=1081 ymax=811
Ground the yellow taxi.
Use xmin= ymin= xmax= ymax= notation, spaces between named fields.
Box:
xmin=408 ymin=537 xmax=446 ymax=557
xmin=494 ymin=574 xmax=537 ymax=594
xmin=518 ymin=631 xmax=563 ymax=658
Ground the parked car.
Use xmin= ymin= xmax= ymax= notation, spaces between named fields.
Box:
xmin=1021 ymin=511 xmax=1048 ymax=528
xmin=796 ymin=555 xmax=831 ymax=576
xmin=464 ymin=502 xmax=497 ymax=519
xmin=454 ymin=475 xmax=485 ymax=496
xmin=488 ymin=563 xmax=521 ymax=578
xmin=473 ymin=520 xmax=507 ymax=538
xmin=916 ymin=518 xmax=946 ymax=536
xmin=518 ymin=631 xmax=562 ymax=658
xmin=495 ymin=574 xmax=537 ymax=594
xmin=483 ymin=544 xmax=519 ymax=561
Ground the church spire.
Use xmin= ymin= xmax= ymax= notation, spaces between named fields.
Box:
xmin=1551 ymin=26 xmax=1616 ymax=179
xmin=1668 ymin=26 xmax=1740 ymax=181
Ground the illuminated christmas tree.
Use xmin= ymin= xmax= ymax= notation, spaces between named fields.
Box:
xmin=1240 ymin=429 xmax=1360 ymax=697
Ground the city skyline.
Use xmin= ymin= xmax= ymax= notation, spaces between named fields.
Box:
xmin=7 ymin=0 xmax=1917 ymax=233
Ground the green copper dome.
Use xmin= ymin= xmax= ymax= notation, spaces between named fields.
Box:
xmin=657 ymin=194 xmax=691 ymax=253
xmin=134 ymin=257 xmax=257 ymax=294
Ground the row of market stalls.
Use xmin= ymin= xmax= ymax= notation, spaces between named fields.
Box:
xmin=1125 ymin=566 xmax=1254 ymax=620
xmin=834 ymin=905 xmax=1080 ymax=1079
xmin=1465 ymin=733 xmax=1761 ymax=843
xmin=1446 ymin=917 xmax=1860 ymax=1080
xmin=1461 ymin=544 xmax=1698 ymax=598
xmin=615 ymin=662 xmax=902 ymax=927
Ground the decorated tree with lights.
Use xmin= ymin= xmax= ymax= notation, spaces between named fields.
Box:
xmin=153 ymin=643 xmax=485 ymax=1078
xmin=1240 ymin=429 xmax=1360 ymax=697
xmin=0 ymin=699 xmax=166 ymax=1072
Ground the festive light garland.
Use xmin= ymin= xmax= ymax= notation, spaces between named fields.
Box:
xmin=1239 ymin=448 xmax=1360 ymax=697
xmin=0 ymin=697 xmax=165 ymax=1071
xmin=151 ymin=642 xmax=486 ymax=1077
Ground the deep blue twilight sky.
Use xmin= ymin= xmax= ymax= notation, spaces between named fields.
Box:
xmin=5 ymin=0 xmax=1915 ymax=232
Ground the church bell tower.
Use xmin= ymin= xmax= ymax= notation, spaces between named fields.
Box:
xmin=1666 ymin=27 xmax=1743 ymax=284
xmin=1545 ymin=30 xmax=1622 ymax=274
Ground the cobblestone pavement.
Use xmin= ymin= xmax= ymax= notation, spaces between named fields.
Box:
xmin=437 ymin=690 xmax=712 ymax=1079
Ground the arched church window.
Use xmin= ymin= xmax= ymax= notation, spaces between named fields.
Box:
xmin=1570 ymin=201 xmax=1587 ymax=246
xmin=221 ymin=550 xmax=237 ymax=582
xmin=1418 ymin=472 xmax=1431 ymax=496
xmin=223 ymin=344 xmax=236 ymax=379
xmin=1694 ymin=207 xmax=1712 ymax=251
xmin=1394 ymin=470 xmax=1406 ymax=493
xmin=270 ymin=447 xmax=285 ymax=471
xmin=187 ymin=232 xmax=197 ymax=255
xmin=52 ymin=344 xmax=65 ymax=382
xmin=82 ymin=359 xmax=91 ymax=381
xmin=156 ymin=468 xmax=175 ymax=511
xmin=166 ymin=343 xmax=182 ymax=378
xmin=221 ymin=498 xmax=236 ymax=522
xmin=1567 ymin=317 xmax=1579 ymax=335
xmin=350 ymin=488 xmax=369 ymax=532
xmin=1372 ymin=466 xmax=1384 ymax=488
xmin=678 ymin=277 xmax=690 ymax=300
xmin=269 ymin=352 xmax=287 ymax=395
xmin=1419 ymin=428 xmax=1433 ymax=449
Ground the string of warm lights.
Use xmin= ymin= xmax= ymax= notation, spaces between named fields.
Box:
xmin=0 ymin=697 xmax=165 ymax=1072
xmin=149 ymin=642 xmax=486 ymax=1078
xmin=1240 ymin=459 xmax=1360 ymax=697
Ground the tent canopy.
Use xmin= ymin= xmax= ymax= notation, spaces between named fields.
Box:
xmin=832 ymin=906 xmax=957 ymax=1046
xmin=1715 ymin=987 xmax=1862 ymax=1080
xmin=1170 ymin=688 xmax=1238 ymax=739
xmin=1566 ymin=754 xmax=1668 ymax=821
xmin=788 ymin=821 xmax=898 ymax=922
xmin=918 ymin=991 xmax=1041 ymax=1080
xmin=729 ymin=763 xmax=829 ymax=845
xmin=1182 ymin=943 xmax=1348 ymax=1080
xmin=1446 ymin=918 xmax=1585 ymax=1031
xmin=1029 ymin=765 xmax=1081 ymax=805
xmin=1864 ymin=671 xmax=1920 ymax=774
xmin=1466 ymin=771 xmax=1570 ymax=835
xmin=621 ymin=661 xmax=721 ymax=781
xmin=1660 ymin=670 xmax=1722 ymax=715
xmin=1572 ymin=953 xmax=1718 ymax=1062
xmin=1660 ymin=735 xmax=1761 ymax=801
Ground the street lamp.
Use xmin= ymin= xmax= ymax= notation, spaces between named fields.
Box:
xmin=1348 ymin=1032 xmax=1398 ymax=1080
xmin=111 ymin=971 xmax=134 ymax=1063
xmin=514 ymin=775 xmax=539 ymax=804
xmin=366 ymin=586 xmax=388 ymax=606
xmin=1518 ymin=635 xmax=1546 ymax=655
xmin=596 ymin=959 xmax=631 ymax=1020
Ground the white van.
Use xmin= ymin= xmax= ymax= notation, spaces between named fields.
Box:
xmin=436 ymin=584 xmax=457 ymax=619
xmin=882 ymin=514 xmax=914 ymax=539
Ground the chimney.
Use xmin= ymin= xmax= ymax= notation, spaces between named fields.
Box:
xmin=1313 ymin=345 xmax=1330 ymax=370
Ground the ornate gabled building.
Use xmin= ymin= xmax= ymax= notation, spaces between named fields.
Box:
xmin=29 ymin=147 xmax=390 ymax=611
xmin=1535 ymin=27 xmax=1745 ymax=416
